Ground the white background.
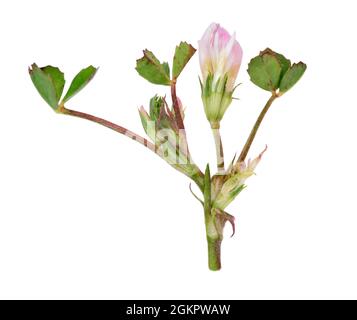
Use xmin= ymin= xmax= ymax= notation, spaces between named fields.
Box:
xmin=0 ymin=0 xmax=356 ymax=299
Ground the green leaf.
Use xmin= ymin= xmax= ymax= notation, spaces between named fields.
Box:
xmin=162 ymin=62 xmax=170 ymax=79
xmin=248 ymin=50 xmax=282 ymax=91
xmin=275 ymin=52 xmax=291 ymax=80
xmin=259 ymin=49 xmax=291 ymax=83
xmin=172 ymin=42 xmax=196 ymax=79
xmin=135 ymin=50 xmax=171 ymax=85
xmin=29 ymin=63 xmax=63 ymax=110
xmin=41 ymin=66 xmax=65 ymax=102
xmin=279 ymin=62 xmax=307 ymax=93
xmin=62 ymin=65 xmax=97 ymax=102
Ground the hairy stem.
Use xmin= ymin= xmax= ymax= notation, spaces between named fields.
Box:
xmin=238 ymin=93 xmax=277 ymax=163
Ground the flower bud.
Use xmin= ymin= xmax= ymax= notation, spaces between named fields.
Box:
xmin=198 ymin=23 xmax=243 ymax=127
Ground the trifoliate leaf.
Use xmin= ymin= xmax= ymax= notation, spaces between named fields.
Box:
xmin=62 ymin=65 xmax=97 ymax=102
xmin=172 ymin=42 xmax=196 ymax=80
xmin=279 ymin=62 xmax=307 ymax=93
xmin=136 ymin=50 xmax=171 ymax=85
xmin=29 ymin=64 xmax=64 ymax=110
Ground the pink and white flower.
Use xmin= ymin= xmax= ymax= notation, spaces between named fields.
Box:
xmin=198 ymin=23 xmax=243 ymax=125
xmin=199 ymin=23 xmax=243 ymax=92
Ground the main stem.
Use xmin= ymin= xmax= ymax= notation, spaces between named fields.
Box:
xmin=238 ymin=93 xmax=277 ymax=163
xmin=207 ymin=236 xmax=222 ymax=271
xmin=204 ymin=165 xmax=222 ymax=271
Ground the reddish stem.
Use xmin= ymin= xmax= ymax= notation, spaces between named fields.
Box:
xmin=61 ymin=106 xmax=158 ymax=155
xmin=170 ymin=82 xmax=185 ymax=130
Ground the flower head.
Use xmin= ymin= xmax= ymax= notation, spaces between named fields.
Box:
xmin=199 ymin=23 xmax=243 ymax=126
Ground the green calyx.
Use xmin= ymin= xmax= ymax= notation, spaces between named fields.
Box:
xmin=139 ymin=95 xmax=197 ymax=174
xmin=139 ymin=95 xmax=184 ymax=134
xmin=247 ymin=48 xmax=306 ymax=94
xmin=149 ymin=95 xmax=165 ymax=121
xmin=200 ymin=74 xmax=235 ymax=125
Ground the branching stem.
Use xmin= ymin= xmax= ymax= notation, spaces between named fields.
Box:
xmin=61 ymin=106 xmax=158 ymax=155
xmin=59 ymin=105 xmax=205 ymax=191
